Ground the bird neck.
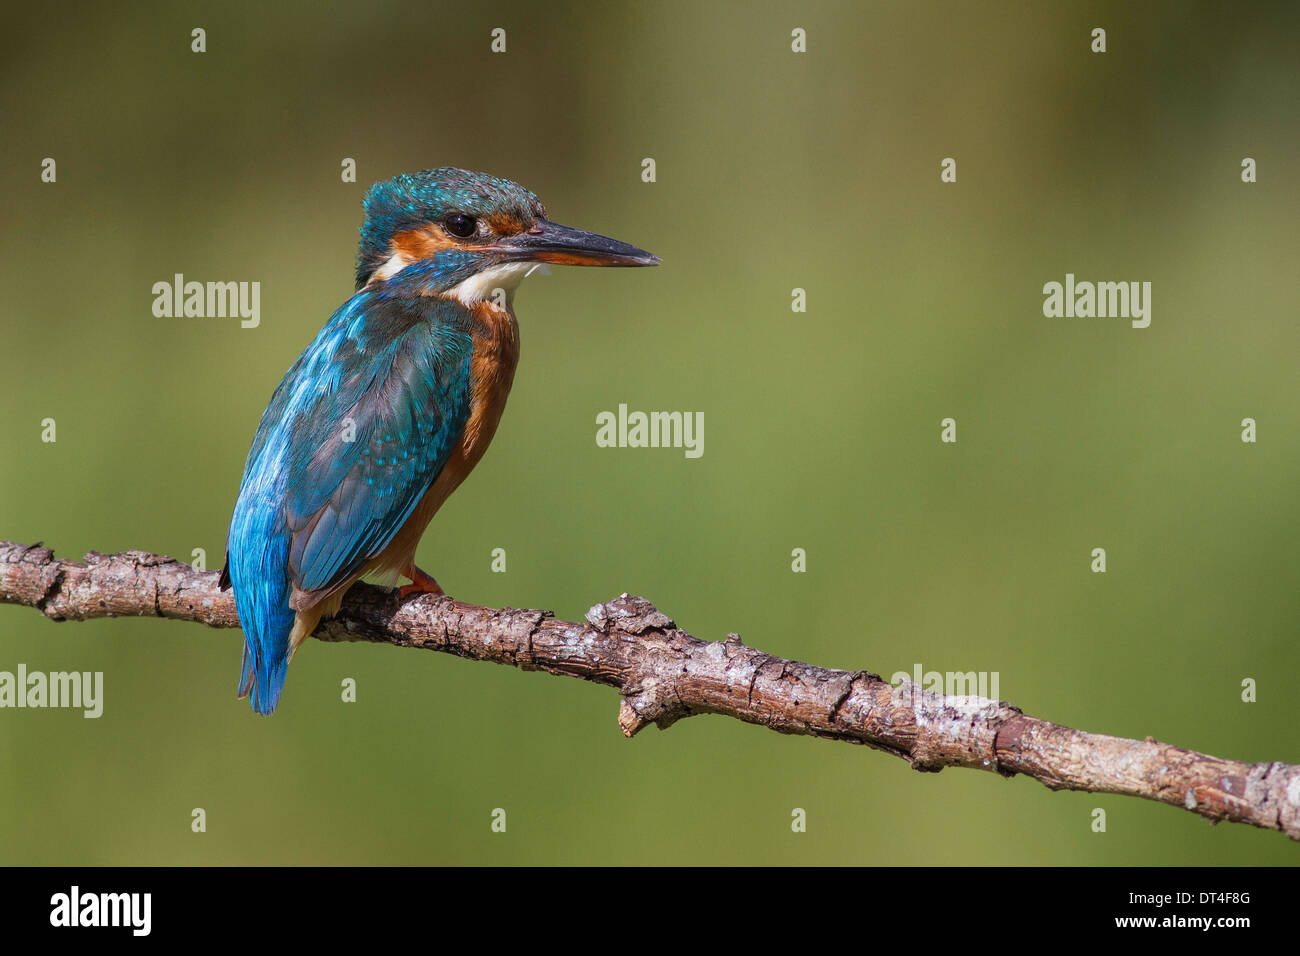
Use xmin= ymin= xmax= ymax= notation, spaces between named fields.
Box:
xmin=362 ymin=249 xmax=537 ymax=308
xmin=369 ymin=256 xmax=527 ymax=362
xmin=460 ymin=295 xmax=519 ymax=364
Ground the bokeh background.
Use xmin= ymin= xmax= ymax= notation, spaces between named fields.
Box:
xmin=1 ymin=1 xmax=1297 ymax=865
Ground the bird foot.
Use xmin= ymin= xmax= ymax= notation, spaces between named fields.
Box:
xmin=399 ymin=565 xmax=445 ymax=600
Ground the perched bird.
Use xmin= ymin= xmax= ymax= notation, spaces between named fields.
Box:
xmin=219 ymin=167 xmax=658 ymax=713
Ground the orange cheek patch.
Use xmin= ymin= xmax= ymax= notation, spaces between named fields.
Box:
xmin=389 ymin=226 xmax=456 ymax=263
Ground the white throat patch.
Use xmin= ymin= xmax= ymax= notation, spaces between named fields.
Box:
xmin=444 ymin=261 xmax=542 ymax=308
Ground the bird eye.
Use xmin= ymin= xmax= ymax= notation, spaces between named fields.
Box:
xmin=443 ymin=213 xmax=477 ymax=239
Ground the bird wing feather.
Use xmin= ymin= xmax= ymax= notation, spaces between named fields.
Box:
xmin=232 ymin=292 xmax=473 ymax=606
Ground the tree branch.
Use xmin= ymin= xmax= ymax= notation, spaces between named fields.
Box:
xmin=3 ymin=540 xmax=1297 ymax=841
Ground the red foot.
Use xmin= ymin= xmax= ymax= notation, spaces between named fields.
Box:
xmin=399 ymin=564 xmax=445 ymax=599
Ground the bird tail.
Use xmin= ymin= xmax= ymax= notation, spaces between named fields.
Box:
xmin=226 ymin=530 xmax=297 ymax=715
xmin=237 ymin=640 xmax=290 ymax=715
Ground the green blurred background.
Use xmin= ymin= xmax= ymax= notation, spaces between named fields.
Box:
xmin=2 ymin=1 xmax=1297 ymax=864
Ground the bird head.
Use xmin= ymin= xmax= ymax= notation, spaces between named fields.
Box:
xmin=354 ymin=167 xmax=658 ymax=301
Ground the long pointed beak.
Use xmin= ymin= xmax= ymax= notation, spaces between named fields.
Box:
xmin=496 ymin=219 xmax=660 ymax=267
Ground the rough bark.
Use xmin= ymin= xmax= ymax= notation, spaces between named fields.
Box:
xmin=2 ymin=540 xmax=1297 ymax=841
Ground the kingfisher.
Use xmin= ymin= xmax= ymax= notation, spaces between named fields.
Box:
xmin=218 ymin=167 xmax=658 ymax=714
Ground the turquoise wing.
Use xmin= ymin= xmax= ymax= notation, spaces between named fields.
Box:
xmin=223 ymin=292 xmax=472 ymax=712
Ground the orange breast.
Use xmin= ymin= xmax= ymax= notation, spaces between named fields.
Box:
xmin=373 ymin=300 xmax=520 ymax=579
